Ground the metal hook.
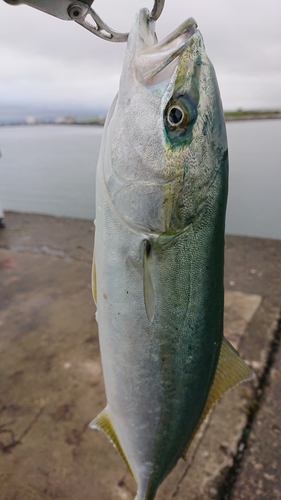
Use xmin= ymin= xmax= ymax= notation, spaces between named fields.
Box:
xmin=69 ymin=0 xmax=166 ymax=42
xmin=3 ymin=0 xmax=166 ymax=42
xmin=149 ymin=0 xmax=165 ymax=21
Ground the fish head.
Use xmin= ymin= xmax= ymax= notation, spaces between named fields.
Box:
xmin=103 ymin=9 xmax=228 ymax=235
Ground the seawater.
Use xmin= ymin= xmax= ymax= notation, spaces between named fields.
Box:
xmin=0 ymin=120 xmax=280 ymax=239
xmin=0 ymin=125 xmax=99 ymax=221
xmin=226 ymin=120 xmax=281 ymax=240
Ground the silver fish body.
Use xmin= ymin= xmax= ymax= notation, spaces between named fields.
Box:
xmin=91 ymin=9 xmax=251 ymax=500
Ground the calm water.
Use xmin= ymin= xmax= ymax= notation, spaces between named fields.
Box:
xmin=0 ymin=121 xmax=280 ymax=239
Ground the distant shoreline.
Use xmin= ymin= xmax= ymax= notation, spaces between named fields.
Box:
xmin=1 ymin=110 xmax=281 ymax=127
xmin=224 ymin=110 xmax=281 ymax=121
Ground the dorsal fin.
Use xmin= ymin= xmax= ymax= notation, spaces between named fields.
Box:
xmin=142 ymin=239 xmax=156 ymax=324
xmin=89 ymin=407 xmax=135 ymax=479
xmin=182 ymin=337 xmax=253 ymax=459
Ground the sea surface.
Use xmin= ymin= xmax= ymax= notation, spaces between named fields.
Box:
xmin=0 ymin=120 xmax=280 ymax=240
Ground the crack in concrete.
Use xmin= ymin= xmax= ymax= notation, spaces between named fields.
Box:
xmin=218 ymin=314 xmax=281 ymax=500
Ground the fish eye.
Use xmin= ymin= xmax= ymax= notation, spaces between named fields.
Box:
xmin=165 ymin=101 xmax=187 ymax=130
xmin=164 ymin=95 xmax=197 ymax=147
xmin=167 ymin=105 xmax=185 ymax=127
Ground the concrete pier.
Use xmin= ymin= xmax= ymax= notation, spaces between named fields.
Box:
xmin=0 ymin=212 xmax=280 ymax=500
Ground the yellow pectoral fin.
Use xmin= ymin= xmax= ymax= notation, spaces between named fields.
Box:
xmin=89 ymin=407 xmax=135 ymax=480
xmin=182 ymin=337 xmax=253 ymax=459
xmin=92 ymin=258 xmax=97 ymax=305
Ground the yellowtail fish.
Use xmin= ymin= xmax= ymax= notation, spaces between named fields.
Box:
xmin=91 ymin=8 xmax=252 ymax=500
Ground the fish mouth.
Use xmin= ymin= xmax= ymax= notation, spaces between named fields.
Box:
xmin=135 ymin=9 xmax=198 ymax=84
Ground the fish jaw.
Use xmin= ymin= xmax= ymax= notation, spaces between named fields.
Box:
xmin=117 ymin=9 xmax=197 ymax=95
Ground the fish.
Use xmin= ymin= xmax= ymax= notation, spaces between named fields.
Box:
xmin=90 ymin=8 xmax=252 ymax=500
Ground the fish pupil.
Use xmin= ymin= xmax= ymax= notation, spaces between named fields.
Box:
xmin=169 ymin=107 xmax=183 ymax=125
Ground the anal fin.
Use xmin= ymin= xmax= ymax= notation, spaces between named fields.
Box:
xmin=89 ymin=407 xmax=135 ymax=480
xmin=182 ymin=337 xmax=253 ymax=459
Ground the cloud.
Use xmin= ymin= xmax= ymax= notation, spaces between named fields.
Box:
xmin=0 ymin=0 xmax=280 ymax=112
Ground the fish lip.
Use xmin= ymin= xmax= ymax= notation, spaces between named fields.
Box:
xmin=135 ymin=11 xmax=198 ymax=83
xmin=141 ymin=16 xmax=198 ymax=53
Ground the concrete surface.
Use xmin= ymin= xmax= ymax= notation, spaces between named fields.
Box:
xmin=0 ymin=212 xmax=280 ymax=500
xmin=229 ymin=334 xmax=281 ymax=500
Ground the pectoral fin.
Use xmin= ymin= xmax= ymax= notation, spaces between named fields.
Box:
xmin=182 ymin=337 xmax=253 ymax=459
xmin=143 ymin=239 xmax=156 ymax=324
xmin=89 ymin=407 xmax=134 ymax=479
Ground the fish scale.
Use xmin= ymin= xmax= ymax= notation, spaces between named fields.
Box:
xmin=91 ymin=8 xmax=252 ymax=500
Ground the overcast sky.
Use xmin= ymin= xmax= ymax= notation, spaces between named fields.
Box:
xmin=0 ymin=0 xmax=281 ymax=114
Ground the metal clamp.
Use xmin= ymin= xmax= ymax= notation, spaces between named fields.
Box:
xmin=68 ymin=1 xmax=128 ymax=42
xmin=3 ymin=0 xmax=165 ymax=42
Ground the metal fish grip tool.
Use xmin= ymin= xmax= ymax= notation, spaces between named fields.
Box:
xmin=3 ymin=0 xmax=165 ymax=42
